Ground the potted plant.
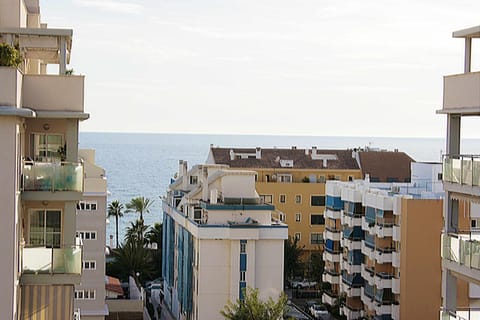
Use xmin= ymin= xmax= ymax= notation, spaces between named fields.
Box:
xmin=0 ymin=43 xmax=22 ymax=67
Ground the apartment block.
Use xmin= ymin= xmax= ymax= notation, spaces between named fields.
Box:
xmin=322 ymin=163 xmax=445 ymax=320
xmin=207 ymin=147 xmax=413 ymax=257
xmin=440 ymin=25 xmax=480 ymax=320
xmin=75 ymin=149 xmax=108 ymax=320
xmin=162 ymin=161 xmax=288 ymax=320
xmin=0 ymin=0 xmax=89 ymax=319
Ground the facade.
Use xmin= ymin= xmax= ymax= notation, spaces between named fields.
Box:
xmin=75 ymin=149 xmax=108 ymax=320
xmin=322 ymin=163 xmax=445 ymax=320
xmin=0 ymin=1 xmax=88 ymax=319
xmin=207 ymin=147 xmax=413 ymax=256
xmin=440 ymin=25 xmax=480 ymax=319
xmin=162 ymin=161 xmax=288 ymax=320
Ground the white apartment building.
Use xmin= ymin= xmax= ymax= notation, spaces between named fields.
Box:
xmin=75 ymin=149 xmax=108 ymax=320
xmin=0 ymin=0 xmax=89 ymax=319
xmin=162 ymin=161 xmax=288 ymax=320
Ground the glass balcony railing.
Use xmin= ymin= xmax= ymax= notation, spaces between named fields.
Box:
xmin=442 ymin=232 xmax=480 ymax=270
xmin=443 ymin=155 xmax=480 ymax=186
xmin=22 ymin=161 xmax=84 ymax=192
xmin=441 ymin=308 xmax=480 ymax=320
xmin=22 ymin=245 xmax=82 ymax=275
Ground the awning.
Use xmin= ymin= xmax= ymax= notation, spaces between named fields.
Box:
xmin=20 ymin=285 xmax=74 ymax=320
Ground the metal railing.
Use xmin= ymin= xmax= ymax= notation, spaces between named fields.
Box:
xmin=22 ymin=245 xmax=82 ymax=275
xmin=22 ymin=161 xmax=84 ymax=192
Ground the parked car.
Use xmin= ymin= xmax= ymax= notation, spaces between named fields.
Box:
xmin=304 ymin=300 xmax=318 ymax=312
xmin=291 ymin=279 xmax=317 ymax=289
xmin=310 ymin=304 xmax=328 ymax=319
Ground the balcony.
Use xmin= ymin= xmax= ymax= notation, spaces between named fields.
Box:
xmin=325 ymin=208 xmax=341 ymax=219
xmin=375 ymin=303 xmax=392 ymax=316
xmin=374 ymin=272 xmax=393 ymax=289
xmin=375 ymin=247 xmax=393 ymax=264
xmin=342 ymin=304 xmax=363 ymax=320
xmin=392 ymin=251 xmax=400 ymax=268
xmin=0 ymin=67 xmax=22 ymax=107
xmin=323 ymin=269 xmax=340 ymax=284
xmin=22 ymin=74 xmax=85 ymax=112
xmin=442 ymin=233 xmax=480 ymax=279
xmin=392 ymin=304 xmax=400 ymax=320
xmin=375 ymin=218 xmax=394 ymax=238
xmin=324 ymin=226 xmax=342 ymax=241
xmin=324 ymin=249 xmax=341 ymax=263
xmin=21 ymin=245 xmax=82 ymax=284
xmin=342 ymin=237 xmax=362 ymax=250
xmin=342 ymin=259 xmax=361 ymax=274
xmin=361 ymin=240 xmax=375 ymax=261
xmin=442 ymin=71 xmax=480 ymax=113
xmin=443 ymin=155 xmax=480 ymax=194
xmin=392 ymin=277 xmax=400 ymax=294
xmin=361 ymin=264 xmax=375 ymax=285
xmin=393 ymin=225 xmax=401 ymax=242
xmin=361 ymin=287 xmax=375 ymax=311
xmin=344 ymin=213 xmax=362 ymax=228
xmin=362 ymin=216 xmax=375 ymax=234
xmin=341 ymin=282 xmax=361 ymax=297
xmin=22 ymin=161 xmax=83 ymax=200
xmin=322 ymin=290 xmax=338 ymax=306
xmin=441 ymin=308 xmax=480 ymax=320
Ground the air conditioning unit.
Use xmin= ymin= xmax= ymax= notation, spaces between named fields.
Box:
xmin=391 ymin=186 xmax=400 ymax=193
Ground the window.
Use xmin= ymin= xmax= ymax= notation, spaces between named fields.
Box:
xmin=295 ymin=195 xmax=302 ymax=204
xmin=295 ymin=213 xmax=301 ymax=222
xmin=279 ymin=194 xmax=286 ymax=203
xmin=294 ymin=232 xmax=301 ymax=241
xmin=348 ymin=176 xmax=354 ymax=181
xmin=31 ymin=133 xmax=64 ymax=161
xmin=77 ymin=201 xmax=98 ymax=211
xmin=83 ymin=260 xmax=96 ymax=270
xmin=240 ymin=240 xmax=247 ymax=253
xmin=29 ymin=210 xmax=61 ymax=247
xmin=318 ymin=176 xmax=326 ymax=183
xmin=310 ymin=214 xmax=325 ymax=225
xmin=260 ymin=195 xmax=273 ymax=204
xmin=278 ymin=174 xmax=292 ymax=183
xmin=77 ymin=231 xmax=97 ymax=240
xmin=240 ymin=271 xmax=246 ymax=282
xmin=311 ymin=195 xmax=325 ymax=206
xmin=279 ymin=212 xmax=286 ymax=222
xmin=189 ymin=176 xmax=198 ymax=185
xmin=75 ymin=289 xmax=96 ymax=300
xmin=311 ymin=233 xmax=324 ymax=245
xmin=438 ymin=172 xmax=443 ymax=180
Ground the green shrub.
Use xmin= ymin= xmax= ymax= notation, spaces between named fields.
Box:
xmin=0 ymin=43 xmax=22 ymax=67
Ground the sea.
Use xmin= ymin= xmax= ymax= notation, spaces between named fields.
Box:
xmin=78 ymin=132 xmax=480 ymax=244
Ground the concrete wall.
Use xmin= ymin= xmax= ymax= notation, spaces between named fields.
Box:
xmin=400 ymin=198 xmax=443 ymax=320
xmin=0 ymin=118 xmax=21 ymax=320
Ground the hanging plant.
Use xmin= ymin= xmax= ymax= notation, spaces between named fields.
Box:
xmin=0 ymin=43 xmax=22 ymax=67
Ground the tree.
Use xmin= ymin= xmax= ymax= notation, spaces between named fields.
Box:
xmin=107 ymin=200 xmax=124 ymax=248
xmin=125 ymin=220 xmax=149 ymax=245
xmin=0 ymin=43 xmax=22 ymax=67
xmin=109 ymin=240 xmax=154 ymax=284
xmin=145 ymin=222 xmax=163 ymax=278
xmin=221 ymin=287 xmax=288 ymax=320
xmin=308 ymin=251 xmax=325 ymax=284
xmin=126 ymin=196 xmax=153 ymax=223
xmin=284 ymin=236 xmax=305 ymax=281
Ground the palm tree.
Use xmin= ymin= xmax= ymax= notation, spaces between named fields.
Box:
xmin=145 ymin=223 xmax=163 ymax=278
xmin=107 ymin=200 xmax=124 ymax=248
xmin=111 ymin=240 xmax=154 ymax=284
xmin=125 ymin=220 xmax=149 ymax=245
xmin=126 ymin=196 xmax=153 ymax=223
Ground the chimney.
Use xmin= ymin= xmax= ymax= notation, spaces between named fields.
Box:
xmin=182 ymin=161 xmax=188 ymax=188
xmin=323 ymin=159 xmax=328 ymax=167
xmin=305 ymin=148 xmax=309 ymax=155
xmin=256 ymin=147 xmax=261 ymax=159
xmin=229 ymin=149 xmax=235 ymax=161
xmin=201 ymin=166 xmax=209 ymax=201
xmin=292 ymin=146 xmax=297 ymax=150
xmin=312 ymin=146 xmax=317 ymax=157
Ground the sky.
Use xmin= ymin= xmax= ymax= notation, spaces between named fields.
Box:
xmin=41 ymin=0 xmax=480 ymax=138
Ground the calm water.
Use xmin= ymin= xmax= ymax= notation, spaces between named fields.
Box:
xmin=79 ymin=132 xmax=480 ymax=243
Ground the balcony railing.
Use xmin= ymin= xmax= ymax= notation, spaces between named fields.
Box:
xmin=443 ymin=155 xmax=480 ymax=186
xmin=441 ymin=308 xmax=480 ymax=320
xmin=442 ymin=232 xmax=480 ymax=270
xmin=22 ymin=245 xmax=82 ymax=275
xmin=22 ymin=161 xmax=84 ymax=192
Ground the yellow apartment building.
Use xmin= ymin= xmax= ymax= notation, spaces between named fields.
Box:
xmin=207 ymin=146 xmax=413 ymax=257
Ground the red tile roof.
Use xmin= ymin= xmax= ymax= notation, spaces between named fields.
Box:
xmin=105 ymin=276 xmax=124 ymax=295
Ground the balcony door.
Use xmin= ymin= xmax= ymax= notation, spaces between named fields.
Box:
xmin=30 ymin=133 xmax=64 ymax=162
xmin=29 ymin=209 xmax=62 ymax=247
